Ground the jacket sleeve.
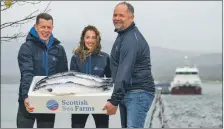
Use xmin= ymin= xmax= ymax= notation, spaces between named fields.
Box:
xmin=57 ymin=46 xmax=68 ymax=73
xmin=104 ymin=56 xmax=112 ymax=78
xmin=17 ymin=43 xmax=34 ymax=100
xmin=108 ymin=33 xmax=138 ymax=106
xmin=70 ymin=55 xmax=79 ymax=72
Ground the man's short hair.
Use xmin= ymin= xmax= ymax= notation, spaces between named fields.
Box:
xmin=36 ymin=13 xmax=53 ymax=24
xmin=118 ymin=1 xmax=134 ymax=15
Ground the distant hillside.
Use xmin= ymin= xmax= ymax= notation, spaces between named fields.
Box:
xmin=1 ymin=41 xmax=222 ymax=84
xmin=197 ymin=64 xmax=222 ymax=81
xmin=190 ymin=53 xmax=222 ymax=66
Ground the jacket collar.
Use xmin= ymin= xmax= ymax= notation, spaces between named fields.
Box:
xmin=114 ymin=22 xmax=135 ymax=34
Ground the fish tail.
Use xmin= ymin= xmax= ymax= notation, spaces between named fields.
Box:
xmin=94 ymin=84 xmax=113 ymax=89
xmin=35 ymin=78 xmax=48 ymax=87
xmin=101 ymin=79 xmax=113 ymax=83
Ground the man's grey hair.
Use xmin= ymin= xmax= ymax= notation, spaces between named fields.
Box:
xmin=118 ymin=1 xmax=134 ymax=15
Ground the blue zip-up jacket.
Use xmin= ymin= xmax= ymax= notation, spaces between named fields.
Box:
xmin=70 ymin=52 xmax=111 ymax=78
xmin=17 ymin=27 xmax=68 ymax=101
xmin=109 ymin=22 xmax=155 ymax=106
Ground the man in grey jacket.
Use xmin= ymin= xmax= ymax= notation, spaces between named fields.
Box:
xmin=103 ymin=2 xmax=155 ymax=128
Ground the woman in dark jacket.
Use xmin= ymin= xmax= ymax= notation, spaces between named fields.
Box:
xmin=70 ymin=25 xmax=111 ymax=128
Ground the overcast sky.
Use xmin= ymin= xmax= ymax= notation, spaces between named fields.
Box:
xmin=1 ymin=1 xmax=222 ymax=75
xmin=1 ymin=1 xmax=222 ymax=53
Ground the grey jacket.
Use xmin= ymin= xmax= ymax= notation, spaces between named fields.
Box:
xmin=108 ymin=22 xmax=155 ymax=106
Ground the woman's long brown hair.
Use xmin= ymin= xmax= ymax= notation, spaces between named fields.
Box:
xmin=72 ymin=25 xmax=101 ymax=63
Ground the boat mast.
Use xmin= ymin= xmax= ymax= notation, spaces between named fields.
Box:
xmin=184 ymin=56 xmax=189 ymax=67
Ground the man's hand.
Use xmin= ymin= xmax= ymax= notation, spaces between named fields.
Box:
xmin=103 ymin=102 xmax=118 ymax=115
xmin=24 ymin=98 xmax=35 ymax=112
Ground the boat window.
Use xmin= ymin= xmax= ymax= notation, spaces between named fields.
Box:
xmin=176 ymin=72 xmax=198 ymax=74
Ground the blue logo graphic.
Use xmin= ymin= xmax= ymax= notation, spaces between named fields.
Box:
xmin=46 ymin=100 xmax=59 ymax=111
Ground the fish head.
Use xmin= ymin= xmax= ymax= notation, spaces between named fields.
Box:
xmin=46 ymin=88 xmax=53 ymax=92
xmin=34 ymin=85 xmax=55 ymax=93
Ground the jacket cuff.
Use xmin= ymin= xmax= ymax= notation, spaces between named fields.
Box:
xmin=22 ymin=94 xmax=28 ymax=101
xmin=107 ymin=98 xmax=119 ymax=106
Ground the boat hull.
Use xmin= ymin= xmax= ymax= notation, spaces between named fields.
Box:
xmin=171 ymin=86 xmax=201 ymax=95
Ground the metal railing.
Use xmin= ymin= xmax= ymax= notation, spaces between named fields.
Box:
xmin=144 ymin=88 xmax=163 ymax=128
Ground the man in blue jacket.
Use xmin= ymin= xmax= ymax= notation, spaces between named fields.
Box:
xmin=103 ymin=2 xmax=155 ymax=128
xmin=16 ymin=13 xmax=68 ymax=128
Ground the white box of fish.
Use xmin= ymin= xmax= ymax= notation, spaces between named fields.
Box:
xmin=28 ymin=71 xmax=114 ymax=114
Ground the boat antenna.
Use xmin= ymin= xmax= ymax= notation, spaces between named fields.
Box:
xmin=184 ymin=56 xmax=189 ymax=67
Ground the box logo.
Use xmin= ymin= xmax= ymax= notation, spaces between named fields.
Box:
xmin=46 ymin=100 xmax=59 ymax=111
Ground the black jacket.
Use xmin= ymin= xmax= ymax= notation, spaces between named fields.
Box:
xmin=70 ymin=51 xmax=111 ymax=78
xmin=17 ymin=27 xmax=68 ymax=101
xmin=109 ymin=22 xmax=155 ymax=106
